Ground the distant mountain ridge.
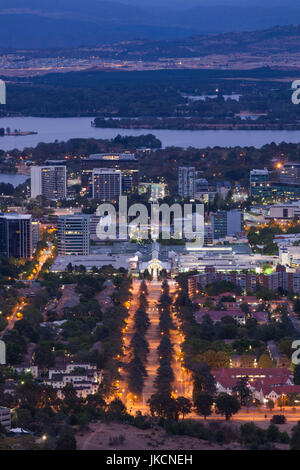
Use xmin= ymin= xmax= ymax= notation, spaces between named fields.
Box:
xmin=1 ymin=0 xmax=300 ymax=48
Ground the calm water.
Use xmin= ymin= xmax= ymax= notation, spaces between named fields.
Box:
xmin=0 ymin=173 xmax=28 ymax=187
xmin=0 ymin=116 xmax=300 ymax=150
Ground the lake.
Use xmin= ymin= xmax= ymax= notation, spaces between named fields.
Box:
xmin=0 ymin=173 xmax=28 ymax=187
xmin=0 ymin=116 xmax=300 ymax=150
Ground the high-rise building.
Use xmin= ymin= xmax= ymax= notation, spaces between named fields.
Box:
xmin=211 ymin=210 xmax=243 ymax=239
xmin=31 ymin=166 xmax=67 ymax=200
xmin=0 ymin=213 xmax=32 ymax=259
xmin=58 ymin=215 xmax=90 ymax=256
xmin=0 ymin=80 xmax=6 ymax=105
xmin=250 ymin=168 xmax=269 ymax=196
xmin=279 ymin=162 xmax=300 ymax=185
xmin=31 ymin=220 xmax=40 ymax=249
xmin=178 ymin=167 xmax=196 ymax=198
xmin=81 ymin=153 xmax=139 ymax=193
xmin=92 ymin=169 xmax=122 ymax=201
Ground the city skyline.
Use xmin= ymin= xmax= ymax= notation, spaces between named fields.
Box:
xmin=1 ymin=0 xmax=300 ymax=458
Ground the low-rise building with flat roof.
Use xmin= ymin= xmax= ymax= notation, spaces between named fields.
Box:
xmin=0 ymin=407 xmax=11 ymax=430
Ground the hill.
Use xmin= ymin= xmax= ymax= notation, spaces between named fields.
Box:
xmin=0 ymin=1 xmax=300 ymax=48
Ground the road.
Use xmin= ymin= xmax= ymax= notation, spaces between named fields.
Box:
xmin=170 ymin=281 xmax=193 ymax=400
xmin=0 ymin=298 xmax=26 ymax=339
xmin=116 ymin=279 xmax=193 ymax=414
xmin=117 ymin=279 xmax=163 ymax=413
xmin=1 ymin=244 xmax=54 ymax=338
xmin=26 ymin=244 xmax=54 ymax=281
xmin=140 ymin=280 xmax=163 ymax=405
xmin=116 ymin=279 xmax=139 ymax=407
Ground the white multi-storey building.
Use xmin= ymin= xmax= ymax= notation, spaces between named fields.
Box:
xmin=31 ymin=165 xmax=67 ymax=200
xmin=178 ymin=167 xmax=196 ymax=198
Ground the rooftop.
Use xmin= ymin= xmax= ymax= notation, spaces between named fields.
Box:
xmin=0 ymin=213 xmax=32 ymax=220
xmin=88 ymin=153 xmax=136 ymax=161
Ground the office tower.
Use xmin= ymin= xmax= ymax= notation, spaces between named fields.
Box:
xmin=0 ymin=80 xmax=6 ymax=105
xmin=195 ymin=178 xmax=209 ymax=193
xmin=250 ymin=168 xmax=269 ymax=196
xmin=92 ymin=168 xmax=122 ymax=201
xmin=194 ymin=178 xmax=209 ymax=201
xmin=81 ymin=153 xmax=139 ymax=192
xmin=0 ymin=213 xmax=32 ymax=259
xmin=279 ymin=162 xmax=300 ymax=185
xmin=31 ymin=220 xmax=40 ymax=249
xmin=31 ymin=166 xmax=67 ymax=200
xmin=211 ymin=210 xmax=243 ymax=239
xmin=204 ymin=224 xmax=213 ymax=245
xmin=58 ymin=215 xmax=90 ymax=256
xmin=178 ymin=167 xmax=196 ymax=198
xmin=89 ymin=215 xmax=102 ymax=237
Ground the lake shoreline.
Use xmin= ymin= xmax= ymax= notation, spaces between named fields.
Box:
xmin=1 ymin=116 xmax=300 ymax=151
xmin=0 ymin=173 xmax=29 ymax=187
xmin=93 ymin=122 xmax=300 ymax=131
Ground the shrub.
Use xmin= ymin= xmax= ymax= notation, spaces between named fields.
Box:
xmin=108 ymin=434 xmax=126 ymax=446
xmin=239 ymin=422 xmax=266 ymax=449
xmin=163 ymin=419 xmax=213 ymax=441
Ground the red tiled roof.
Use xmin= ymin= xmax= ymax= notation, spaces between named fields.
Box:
xmin=195 ymin=297 xmax=210 ymax=305
xmin=213 ymin=367 xmax=292 ymax=390
xmin=252 ymin=311 xmax=268 ymax=323
xmin=195 ymin=310 xmax=245 ymax=323
xmin=262 ymin=385 xmax=300 ymax=396
xmin=237 ymin=296 xmax=259 ymax=304
xmin=213 ymin=367 xmax=291 ymax=377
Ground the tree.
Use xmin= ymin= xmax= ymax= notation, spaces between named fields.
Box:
xmin=199 ymin=350 xmax=230 ymax=369
xmin=257 ymin=353 xmax=273 ymax=368
xmin=266 ymin=399 xmax=274 ymax=412
xmin=143 ymin=269 xmax=152 ymax=281
xmin=157 ymin=335 xmax=173 ymax=361
xmin=232 ymin=376 xmax=252 ymax=407
xmin=240 ymin=302 xmax=250 ymax=315
xmin=215 ymin=393 xmax=240 ymax=421
xmin=66 ymin=262 xmax=73 ymax=273
xmin=61 ymin=383 xmax=82 ymax=412
xmin=194 ymin=392 xmax=214 ymax=419
xmin=290 ymin=421 xmax=300 ymax=450
xmin=192 ymin=362 xmax=216 ymax=401
xmin=140 ymin=280 xmax=148 ymax=296
xmin=277 ymin=395 xmax=289 ymax=411
xmin=55 ymin=432 xmax=77 ymax=450
xmin=175 ymin=396 xmax=191 ymax=420
xmin=199 ymin=314 xmax=215 ymax=341
xmin=239 ymin=422 xmax=266 ymax=449
xmin=278 ymin=337 xmax=293 ymax=358
xmin=107 ymin=398 xmax=127 ymax=417
xmin=34 ymin=344 xmax=55 ymax=369
xmin=85 ymin=392 xmax=106 ymax=410
xmin=294 ymin=364 xmax=300 ymax=385
xmin=127 ymin=356 xmax=147 ymax=396
xmin=154 ymin=358 xmax=174 ymax=394
xmin=148 ymin=392 xmax=178 ymax=420
xmin=129 ymin=331 xmax=149 ymax=364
